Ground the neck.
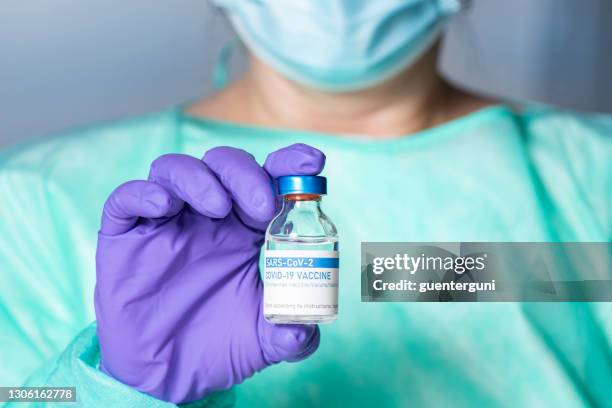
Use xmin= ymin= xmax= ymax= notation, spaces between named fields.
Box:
xmin=188 ymin=47 xmax=491 ymax=138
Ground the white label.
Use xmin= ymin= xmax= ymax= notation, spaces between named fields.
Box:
xmin=263 ymin=250 xmax=339 ymax=316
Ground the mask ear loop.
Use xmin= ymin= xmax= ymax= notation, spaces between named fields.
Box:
xmin=213 ymin=39 xmax=240 ymax=90
xmin=457 ymin=0 xmax=472 ymax=12
xmin=440 ymin=0 xmax=490 ymax=102
xmin=438 ymin=0 xmax=465 ymax=15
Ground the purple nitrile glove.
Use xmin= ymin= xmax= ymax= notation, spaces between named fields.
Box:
xmin=94 ymin=144 xmax=325 ymax=404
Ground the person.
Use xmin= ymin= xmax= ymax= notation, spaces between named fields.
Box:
xmin=0 ymin=0 xmax=610 ymax=406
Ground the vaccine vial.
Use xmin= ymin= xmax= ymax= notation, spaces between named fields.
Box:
xmin=264 ymin=175 xmax=339 ymax=324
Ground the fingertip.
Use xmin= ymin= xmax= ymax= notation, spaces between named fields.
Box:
xmin=247 ymin=188 xmax=277 ymax=222
xmin=203 ymin=146 xmax=253 ymax=164
xmin=294 ymin=152 xmax=325 ymax=174
xmin=203 ymin=146 xmax=277 ymax=223
xmin=194 ymin=190 xmax=232 ymax=218
xmin=141 ymin=184 xmax=174 ymax=217
xmin=290 ymin=325 xmax=320 ymax=361
xmin=101 ymin=180 xmax=176 ymax=235
xmin=269 ymin=324 xmax=320 ymax=362
xmin=291 ymin=143 xmax=326 ymax=165
xmin=264 ymin=144 xmax=326 ymax=177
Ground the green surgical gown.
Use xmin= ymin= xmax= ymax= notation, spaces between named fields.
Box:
xmin=0 ymin=105 xmax=610 ymax=407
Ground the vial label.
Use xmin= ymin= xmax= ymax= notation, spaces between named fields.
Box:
xmin=263 ymin=250 xmax=339 ymax=316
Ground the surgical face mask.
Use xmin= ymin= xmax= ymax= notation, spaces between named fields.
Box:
xmin=213 ymin=0 xmax=462 ymax=92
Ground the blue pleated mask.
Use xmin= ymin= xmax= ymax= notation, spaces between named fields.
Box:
xmin=213 ymin=0 xmax=462 ymax=91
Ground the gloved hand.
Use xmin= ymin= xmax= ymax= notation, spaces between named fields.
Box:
xmin=94 ymin=144 xmax=325 ymax=404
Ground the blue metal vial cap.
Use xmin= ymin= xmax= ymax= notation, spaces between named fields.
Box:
xmin=277 ymin=175 xmax=327 ymax=195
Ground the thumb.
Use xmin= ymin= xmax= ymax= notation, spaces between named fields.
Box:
xmin=259 ymin=320 xmax=320 ymax=364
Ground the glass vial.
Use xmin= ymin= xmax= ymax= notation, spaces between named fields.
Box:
xmin=264 ymin=175 xmax=339 ymax=324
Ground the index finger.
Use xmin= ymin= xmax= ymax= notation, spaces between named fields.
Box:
xmin=263 ymin=143 xmax=326 ymax=178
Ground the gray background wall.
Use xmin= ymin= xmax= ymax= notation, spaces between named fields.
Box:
xmin=1 ymin=0 xmax=611 ymax=147
xmin=0 ymin=0 xmax=242 ymax=147
xmin=439 ymin=0 xmax=612 ymax=114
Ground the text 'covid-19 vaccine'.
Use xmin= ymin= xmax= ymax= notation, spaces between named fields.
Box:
xmin=264 ymin=175 xmax=339 ymax=324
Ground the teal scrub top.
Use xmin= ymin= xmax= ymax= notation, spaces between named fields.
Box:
xmin=0 ymin=105 xmax=610 ymax=407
